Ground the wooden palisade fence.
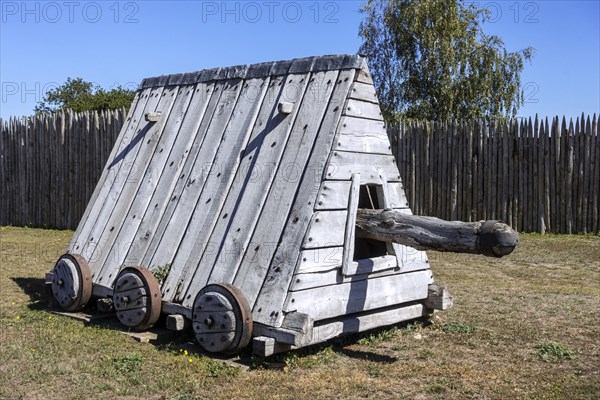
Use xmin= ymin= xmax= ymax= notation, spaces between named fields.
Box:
xmin=390 ymin=114 xmax=599 ymax=234
xmin=0 ymin=110 xmax=598 ymax=233
xmin=0 ymin=109 xmax=125 ymax=230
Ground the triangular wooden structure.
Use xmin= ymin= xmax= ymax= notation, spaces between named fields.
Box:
xmin=50 ymin=55 xmax=447 ymax=355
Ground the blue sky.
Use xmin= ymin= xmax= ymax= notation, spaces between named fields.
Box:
xmin=1 ymin=0 xmax=598 ymax=119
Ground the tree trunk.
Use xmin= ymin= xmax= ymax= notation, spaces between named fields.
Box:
xmin=355 ymin=209 xmax=519 ymax=257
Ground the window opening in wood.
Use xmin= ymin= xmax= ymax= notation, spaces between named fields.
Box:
xmin=353 ymin=185 xmax=388 ymax=260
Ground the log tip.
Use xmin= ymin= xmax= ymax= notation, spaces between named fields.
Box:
xmin=479 ymin=220 xmax=519 ymax=257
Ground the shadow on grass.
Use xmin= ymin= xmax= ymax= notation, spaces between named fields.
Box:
xmin=11 ymin=277 xmax=47 ymax=308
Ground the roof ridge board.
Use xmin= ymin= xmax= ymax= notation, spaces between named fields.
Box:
xmin=138 ymin=54 xmax=363 ymax=89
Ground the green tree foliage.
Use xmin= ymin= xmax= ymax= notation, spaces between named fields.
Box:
xmin=359 ymin=0 xmax=534 ymax=121
xmin=34 ymin=77 xmax=135 ymax=114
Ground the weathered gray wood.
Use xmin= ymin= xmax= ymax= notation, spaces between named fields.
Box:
xmin=136 ymin=80 xmax=227 ymax=272
xmin=356 ymin=209 xmax=519 ymax=257
xmin=345 ymin=99 xmax=383 ymax=120
xmin=284 ymin=270 xmax=432 ymax=321
xmin=70 ymin=87 xmax=158 ymax=259
xmin=95 ymin=85 xmax=193 ymax=284
xmin=251 ymin=69 xmax=355 ymax=325
xmin=302 ymin=210 xmax=347 ymax=249
xmin=423 ymin=284 xmax=453 ymax=310
xmin=376 ymin=172 xmax=405 ymax=268
xmin=149 ymin=79 xmax=250 ymax=298
xmin=348 ymin=81 xmax=379 ymax=103
xmin=253 ymin=323 xmax=310 ymax=346
xmin=333 ymin=116 xmax=391 ymax=154
xmin=85 ymin=87 xmax=179 ymax=284
xmin=206 ymin=70 xmax=340 ymax=296
xmin=120 ymin=81 xmax=217 ymax=267
xmin=165 ymin=314 xmax=190 ymax=331
xmin=291 ymin=256 xmax=401 ymax=292
xmin=326 ymin=151 xmax=400 ymax=184
xmin=295 ymin=247 xmax=344 ymax=274
xmin=315 ymin=180 xmax=407 ymax=210
xmin=156 ymin=77 xmax=270 ymax=303
xmin=181 ymin=70 xmax=314 ymax=304
xmin=342 ymin=173 xmax=360 ymax=275
xmin=231 ymin=71 xmax=344 ymax=304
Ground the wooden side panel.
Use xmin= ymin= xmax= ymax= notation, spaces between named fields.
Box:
xmin=179 ymin=69 xmax=314 ymax=306
xmin=292 ymin=256 xmax=399 ymax=291
xmin=85 ymin=86 xmax=180 ymax=283
xmin=345 ymin=99 xmax=383 ymax=121
xmin=283 ymin=269 xmax=433 ymax=321
xmin=163 ymin=75 xmax=286 ymax=304
xmin=295 ymin=247 xmax=344 ymax=274
xmin=302 ymin=210 xmax=347 ymax=249
xmin=95 ymin=85 xmax=200 ymax=284
xmin=326 ymin=151 xmax=401 ymax=184
xmin=251 ymin=69 xmax=356 ymax=324
xmin=333 ymin=116 xmax=391 ymax=154
xmin=315 ymin=181 xmax=408 ymax=210
xmin=341 ymin=173 xmax=360 ymax=275
xmin=143 ymin=78 xmax=254 ymax=300
xmin=69 ymin=96 xmax=140 ymax=245
xmin=348 ymin=82 xmax=379 ymax=104
xmin=72 ymin=87 xmax=166 ymax=275
xmin=69 ymin=89 xmax=150 ymax=258
xmin=120 ymin=82 xmax=216 ymax=266
xmin=230 ymin=70 xmax=342 ymax=304
xmin=138 ymin=80 xmax=241 ymax=276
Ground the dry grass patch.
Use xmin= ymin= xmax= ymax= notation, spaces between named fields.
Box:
xmin=1 ymin=227 xmax=598 ymax=399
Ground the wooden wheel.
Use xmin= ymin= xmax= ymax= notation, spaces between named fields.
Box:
xmin=113 ymin=266 xmax=162 ymax=331
xmin=51 ymin=254 xmax=92 ymax=311
xmin=192 ymin=283 xmax=253 ymax=354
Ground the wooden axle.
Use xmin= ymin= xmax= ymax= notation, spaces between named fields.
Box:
xmin=355 ymin=209 xmax=519 ymax=257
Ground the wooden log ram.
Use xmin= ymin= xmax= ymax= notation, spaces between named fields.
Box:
xmin=355 ymin=209 xmax=519 ymax=257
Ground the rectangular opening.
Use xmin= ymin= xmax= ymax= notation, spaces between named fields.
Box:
xmin=353 ymin=185 xmax=388 ymax=261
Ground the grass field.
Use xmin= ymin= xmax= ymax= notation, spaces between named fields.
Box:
xmin=0 ymin=226 xmax=598 ymax=399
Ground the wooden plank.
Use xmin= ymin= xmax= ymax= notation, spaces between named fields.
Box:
xmin=166 ymin=74 xmax=304 ymax=304
xmin=182 ymin=69 xmax=318 ymax=303
xmin=119 ymin=81 xmax=217 ymax=270
xmin=586 ymin=116 xmax=595 ymax=233
xmin=342 ymin=255 xmax=400 ymax=279
xmin=291 ymin=258 xmax=400 ymax=291
xmin=342 ymin=173 xmax=360 ymax=275
xmin=154 ymin=75 xmax=279 ymax=302
xmin=315 ymin=180 xmax=407 ymax=210
xmin=355 ymin=59 xmax=374 ymax=84
xmin=348 ymin=81 xmax=379 ymax=104
xmin=251 ymin=70 xmax=355 ymax=325
xmin=377 ymin=172 xmax=403 ymax=268
xmin=143 ymin=78 xmax=248 ymax=298
xmin=295 ymin=247 xmax=344 ymax=274
xmin=283 ymin=269 xmax=432 ymax=321
xmin=302 ymin=210 xmax=346 ymax=249
xmin=69 ymin=89 xmax=150 ymax=254
xmin=80 ymin=87 xmax=176 ymax=279
xmin=94 ymin=85 xmax=197 ymax=284
xmin=325 ymin=151 xmax=400 ymax=184
xmin=344 ymin=99 xmax=383 ymax=121
xmin=253 ymin=303 xmax=426 ymax=356
xmin=333 ymin=123 xmax=392 ymax=155
xmin=566 ymin=119 xmax=574 ymax=233
xmin=592 ymin=115 xmax=599 ymax=233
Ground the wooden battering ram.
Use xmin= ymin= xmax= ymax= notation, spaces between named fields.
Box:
xmin=46 ymin=55 xmax=518 ymax=356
